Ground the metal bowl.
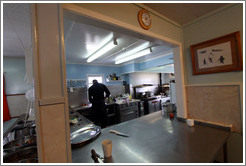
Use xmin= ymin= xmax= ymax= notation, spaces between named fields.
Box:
xmin=3 ymin=146 xmax=38 ymax=163
xmin=3 ymin=135 xmax=36 ymax=153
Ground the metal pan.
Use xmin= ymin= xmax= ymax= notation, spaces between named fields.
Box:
xmin=70 ymin=124 xmax=101 ymax=145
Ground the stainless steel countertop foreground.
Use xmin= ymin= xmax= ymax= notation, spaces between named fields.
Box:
xmin=72 ymin=111 xmax=230 ymax=163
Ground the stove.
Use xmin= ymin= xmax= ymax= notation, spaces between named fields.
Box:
xmin=138 ymin=96 xmax=161 ymax=115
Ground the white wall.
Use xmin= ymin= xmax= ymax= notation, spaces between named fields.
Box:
xmin=3 ymin=57 xmax=32 ymax=94
xmin=74 ymin=3 xmax=182 ymax=43
xmin=129 ymin=72 xmax=160 ymax=86
xmin=182 ymin=4 xmax=243 ymax=163
xmin=183 ymin=4 xmax=243 ymax=85
xmin=3 ymin=57 xmax=32 ymax=117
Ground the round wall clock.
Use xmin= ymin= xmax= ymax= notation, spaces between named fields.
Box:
xmin=138 ymin=9 xmax=152 ymax=30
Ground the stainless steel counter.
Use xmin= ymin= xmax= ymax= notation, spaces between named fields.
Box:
xmin=72 ymin=111 xmax=230 ymax=163
xmin=72 ymin=99 xmax=141 ymax=111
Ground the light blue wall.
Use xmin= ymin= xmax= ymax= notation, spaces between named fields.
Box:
xmin=119 ymin=63 xmax=139 ymax=74
xmin=119 ymin=54 xmax=173 ymax=73
xmin=66 ymin=64 xmax=123 ymax=86
xmin=139 ymin=55 xmax=173 ymax=70
xmin=66 ymin=54 xmax=173 ymax=87
xmin=66 ymin=64 xmax=120 ymax=79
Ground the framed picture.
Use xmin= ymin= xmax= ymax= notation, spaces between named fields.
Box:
xmin=190 ymin=31 xmax=242 ymax=75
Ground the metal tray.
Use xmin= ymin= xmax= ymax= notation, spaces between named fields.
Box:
xmin=70 ymin=124 xmax=101 ymax=145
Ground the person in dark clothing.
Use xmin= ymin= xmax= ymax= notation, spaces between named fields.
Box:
xmin=88 ymin=79 xmax=110 ymax=128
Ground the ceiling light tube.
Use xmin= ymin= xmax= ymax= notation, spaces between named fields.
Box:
xmin=87 ymin=38 xmax=117 ymax=63
xmin=115 ymin=42 xmax=149 ymax=61
xmin=115 ymin=47 xmax=152 ymax=65
xmin=86 ymin=33 xmax=114 ymax=58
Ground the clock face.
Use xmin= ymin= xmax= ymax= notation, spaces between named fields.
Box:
xmin=141 ymin=12 xmax=151 ymax=26
xmin=138 ymin=9 xmax=151 ymax=30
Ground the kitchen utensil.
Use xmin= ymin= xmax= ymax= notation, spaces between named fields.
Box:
xmin=109 ymin=130 xmax=129 ymax=137
xmin=91 ymin=149 xmax=104 ymax=163
xmin=102 ymin=139 xmax=113 ymax=157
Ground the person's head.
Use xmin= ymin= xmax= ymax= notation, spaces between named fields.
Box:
xmin=92 ymin=79 xmax=98 ymax=84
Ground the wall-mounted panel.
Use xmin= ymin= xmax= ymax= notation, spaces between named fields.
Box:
xmin=186 ymin=85 xmax=242 ymax=133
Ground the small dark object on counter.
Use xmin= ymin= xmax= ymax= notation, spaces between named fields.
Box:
xmin=169 ymin=113 xmax=174 ymax=118
xmin=91 ymin=149 xmax=104 ymax=163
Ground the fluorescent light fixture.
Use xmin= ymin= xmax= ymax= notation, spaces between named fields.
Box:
xmin=87 ymin=39 xmax=117 ymax=63
xmin=115 ymin=42 xmax=149 ymax=61
xmin=115 ymin=47 xmax=152 ymax=65
xmin=86 ymin=33 xmax=114 ymax=58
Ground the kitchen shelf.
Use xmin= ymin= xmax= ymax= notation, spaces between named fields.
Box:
xmin=134 ymin=84 xmax=154 ymax=88
xmin=106 ymin=79 xmax=123 ymax=82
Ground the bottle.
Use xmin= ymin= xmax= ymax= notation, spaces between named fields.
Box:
xmin=129 ymin=94 xmax=132 ymax=101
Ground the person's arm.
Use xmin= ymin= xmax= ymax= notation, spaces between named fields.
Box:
xmin=104 ymin=85 xmax=110 ymax=98
xmin=88 ymin=88 xmax=93 ymax=103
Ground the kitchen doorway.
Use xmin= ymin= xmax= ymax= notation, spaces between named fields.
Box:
xmin=62 ymin=4 xmax=186 ymax=118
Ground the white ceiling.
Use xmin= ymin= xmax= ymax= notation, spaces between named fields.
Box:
xmin=63 ymin=11 xmax=174 ymax=65
xmin=3 ymin=3 xmax=31 ymax=57
xmin=3 ymin=3 xmax=230 ymax=66
xmin=144 ymin=3 xmax=230 ymax=26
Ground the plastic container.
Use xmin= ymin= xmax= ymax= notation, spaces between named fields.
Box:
xmin=162 ymin=102 xmax=173 ymax=114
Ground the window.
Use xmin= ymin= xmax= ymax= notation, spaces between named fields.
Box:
xmin=87 ymin=74 xmax=104 ymax=88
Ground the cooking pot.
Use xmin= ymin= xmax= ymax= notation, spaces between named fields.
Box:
xmin=145 ymin=91 xmax=153 ymax=97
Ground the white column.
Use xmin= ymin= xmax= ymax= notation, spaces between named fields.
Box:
xmin=31 ymin=4 xmax=71 ymax=162
xmin=173 ymin=46 xmax=187 ymax=118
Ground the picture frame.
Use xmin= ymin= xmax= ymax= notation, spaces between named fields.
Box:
xmin=190 ymin=31 xmax=242 ymax=75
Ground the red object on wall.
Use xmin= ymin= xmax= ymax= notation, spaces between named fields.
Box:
xmin=3 ymin=76 xmax=11 ymax=121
